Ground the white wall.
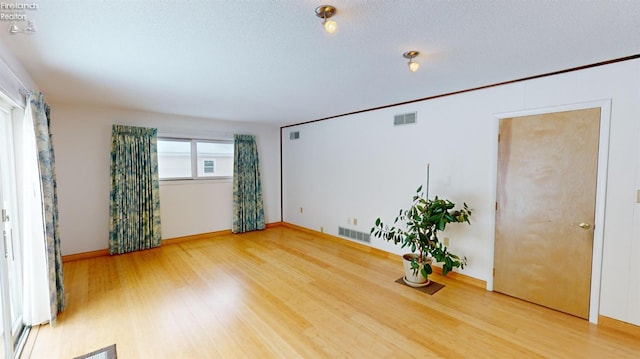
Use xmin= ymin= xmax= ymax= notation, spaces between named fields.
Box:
xmin=282 ymin=59 xmax=640 ymax=326
xmin=51 ymin=104 xmax=281 ymax=255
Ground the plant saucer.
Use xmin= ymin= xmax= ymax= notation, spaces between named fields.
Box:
xmin=403 ymin=276 xmax=430 ymax=288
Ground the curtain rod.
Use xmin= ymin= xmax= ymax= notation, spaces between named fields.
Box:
xmin=19 ymin=88 xmax=33 ymax=97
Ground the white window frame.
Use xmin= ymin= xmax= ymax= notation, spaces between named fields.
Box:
xmin=157 ymin=137 xmax=233 ymax=181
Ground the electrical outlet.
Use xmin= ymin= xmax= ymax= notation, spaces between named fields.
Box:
xmin=443 ymin=237 xmax=450 ymax=246
xmin=637 ymin=189 xmax=640 ymax=204
xmin=353 ymin=218 xmax=358 ymax=225
xmin=300 ymin=207 xmax=303 ymax=213
xmin=320 ymin=227 xmax=324 ymax=233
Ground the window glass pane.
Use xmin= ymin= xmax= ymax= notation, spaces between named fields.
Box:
xmin=157 ymin=140 xmax=192 ymax=179
xmin=196 ymin=142 xmax=233 ymax=177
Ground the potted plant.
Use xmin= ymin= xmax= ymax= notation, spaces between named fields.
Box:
xmin=370 ymin=184 xmax=472 ymax=286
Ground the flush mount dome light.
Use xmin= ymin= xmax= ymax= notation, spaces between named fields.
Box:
xmin=403 ymin=51 xmax=420 ymax=72
xmin=315 ymin=5 xmax=337 ymax=34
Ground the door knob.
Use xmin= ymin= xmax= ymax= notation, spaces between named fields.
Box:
xmin=578 ymin=222 xmax=591 ymax=229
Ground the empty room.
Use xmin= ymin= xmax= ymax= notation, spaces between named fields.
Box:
xmin=0 ymin=1 xmax=639 ymax=358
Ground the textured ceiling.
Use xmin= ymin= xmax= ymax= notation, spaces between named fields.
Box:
xmin=1 ymin=0 xmax=639 ymax=126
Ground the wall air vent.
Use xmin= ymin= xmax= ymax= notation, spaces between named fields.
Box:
xmin=394 ymin=112 xmax=417 ymax=126
xmin=289 ymin=131 xmax=300 ymax=140
xmin=338 ymin=227 xmax=371 ymax=243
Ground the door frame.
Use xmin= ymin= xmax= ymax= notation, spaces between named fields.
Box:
xmin=489 ymin=99 xmax=612 ymax=324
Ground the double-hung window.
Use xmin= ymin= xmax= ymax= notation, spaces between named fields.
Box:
xmin=157 ymin=138 xmax=233 ymax=180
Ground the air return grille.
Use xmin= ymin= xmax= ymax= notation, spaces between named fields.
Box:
xmin=338 ymin=227 xmax=371 ymax=243
xmin=394 ymin=112 xmax=417 ymax=126
xmin=289 ymin=131 xmax=300 ymax=140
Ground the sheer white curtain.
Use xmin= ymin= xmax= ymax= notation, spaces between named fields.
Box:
xmin=18 ymin=97 xmax=50 ymax=325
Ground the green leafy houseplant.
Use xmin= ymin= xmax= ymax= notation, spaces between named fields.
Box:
xmin=370 ymin=185 xmax=472 ymax=279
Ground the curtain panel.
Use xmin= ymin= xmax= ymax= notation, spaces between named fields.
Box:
xmin=232 ymin=134 xmax=265 ymax=233
xmin=109 ymin=125 xmax=161 ymax=254
xmin=30 ymin=92 xmax=65 ymax=323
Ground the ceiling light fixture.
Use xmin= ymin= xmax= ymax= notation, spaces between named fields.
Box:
xmin=403 ymin=51 xmax=420 ymax=72
xmin=315 ymin=5 xmax=337 ymax=34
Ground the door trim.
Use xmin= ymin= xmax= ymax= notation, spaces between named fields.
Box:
xmin=489 ymin=99 xmax=612 ymax=324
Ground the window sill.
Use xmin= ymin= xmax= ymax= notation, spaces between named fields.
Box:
xmin=159 ymin=178 xmax=232 ymax=186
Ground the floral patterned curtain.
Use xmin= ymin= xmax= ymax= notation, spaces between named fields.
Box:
xmin=30 ymin=92 xmax=65 ymax=322
xmin=232 ymin=134 xmax=265 ymax=233
xmin=109 ymin=125 xmax=161 ymax=254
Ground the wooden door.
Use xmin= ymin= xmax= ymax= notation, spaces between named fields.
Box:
xmin=494 ymin=108 xmax=600 ymax=319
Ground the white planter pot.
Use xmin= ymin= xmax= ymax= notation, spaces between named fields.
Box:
xmin=402 ymin=253 xmax=433 ymax=285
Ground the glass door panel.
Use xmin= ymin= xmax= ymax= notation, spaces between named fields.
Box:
xmin=0 ymin=104 xmax=22 ymax=358
xmin=0 ymin=149 xmax=12 ymax=359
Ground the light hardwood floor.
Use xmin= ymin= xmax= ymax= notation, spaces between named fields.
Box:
xmin=23 ymin=226 xmax=640 ymax=358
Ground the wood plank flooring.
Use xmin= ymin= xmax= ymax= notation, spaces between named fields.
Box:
xmin=23 ymin=226 xmax=640 ymax=358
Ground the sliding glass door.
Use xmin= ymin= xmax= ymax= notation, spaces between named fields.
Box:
xmin=0 ymin=103 xmax=25 ymax=359
xmin=0 ymin=187 xmax=9 ymax=359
